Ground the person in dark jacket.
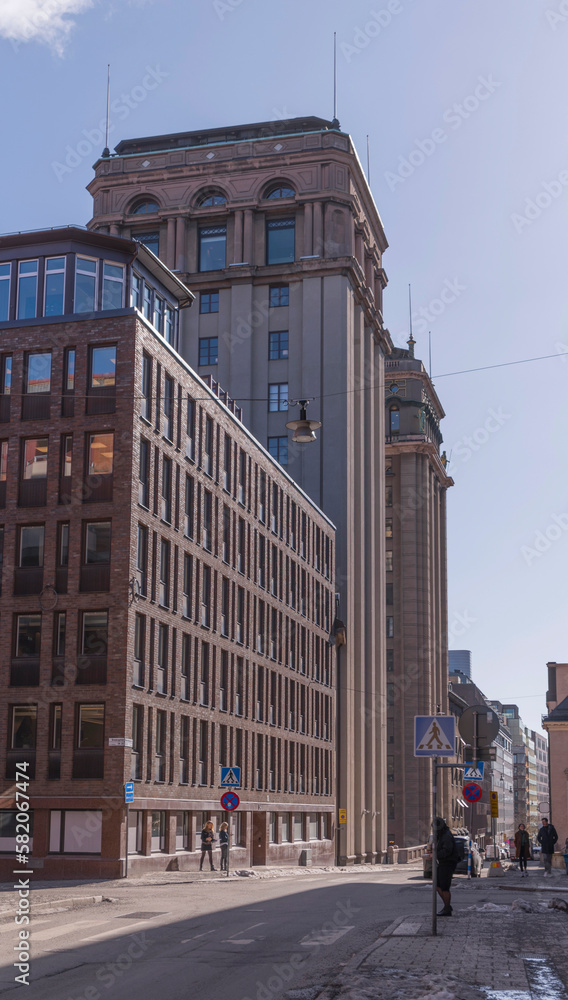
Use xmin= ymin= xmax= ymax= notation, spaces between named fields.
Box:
xmin=199 ymin=821 xmax=217 ymax=871
xmin=514 ymin=823 xmax=532 ymax=877
xmin=219 ymin=822 xmax=229 ymax=871
xmin=434 ymin=817 xmax=460 ymax=916
xmin=537 ymin=818 xmax=558 ymax=875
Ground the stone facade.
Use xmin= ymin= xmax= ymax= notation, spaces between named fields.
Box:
xmin=0 ymin=227 xmax=335 ymax=880
xmin=87 ymin=116 xmax=392 ymax=862
xmin=543 ymin=661 xmax=568 ymax=850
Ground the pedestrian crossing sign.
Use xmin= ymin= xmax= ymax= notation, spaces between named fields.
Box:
xmin=464 ymin=761 xmax=485 ymax=780
xmin=414 ymin=716 xmax=455 ymax=757
xmin=220 ymin=766 xmax=241 ymax=787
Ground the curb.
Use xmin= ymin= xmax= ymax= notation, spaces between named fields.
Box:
xmin=311 ymin=915 xmax=411 ymax=1000
xmin=0 ymin=894 xmax=106 ymax=924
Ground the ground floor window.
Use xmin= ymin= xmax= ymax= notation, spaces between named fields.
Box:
xmin=0 ymin=810 xmax=34 ymax=853
xmin=128 ymin=809 xmax=143 ymax=854
xmin=281 ymin=813 xmax=291 ymax=842
xmin=176 ymin=812 xmax=190 ymax=851
xmin=151 ymin=810 xmax=166 ymax=852
xmin=308 ymin=813 xmax=318 ymax=840
xmin=269 ymin=812 xmax=277 ymax=843
xmin=49 ymin=810 xmax=102 ymax=854
xmin=293 ymin=814 xmax=303 ymax=841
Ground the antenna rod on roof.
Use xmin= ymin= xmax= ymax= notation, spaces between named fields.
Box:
xmin=331 ymin=33 xmax=340 ymax=129
xmin=102 ymin=64 xmax=111 ymax=158
xmin=409 ymin=283 xmax=413 ymax=338
xmin=366 ymin=135 xmax=371 ymax=184
xmin=429 ymin=330 xmax=432 ymax=377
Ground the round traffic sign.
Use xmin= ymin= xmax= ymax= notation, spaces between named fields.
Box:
xmin=462 ymin=781 xmax=483 ymax=803
xmin=458 ymin=705 xmax=500 ymax=748
xmin=220 ymin=791 xmax=239 ymax=811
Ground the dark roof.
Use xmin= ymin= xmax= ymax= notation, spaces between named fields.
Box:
xmin=544 ymin=694 xmax=568 ymax=722
xmin=114 ymin=116 xmax=341 ymax=156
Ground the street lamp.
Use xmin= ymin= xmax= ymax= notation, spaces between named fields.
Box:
xmin=286 ymin=400 xmax=322 ymax=443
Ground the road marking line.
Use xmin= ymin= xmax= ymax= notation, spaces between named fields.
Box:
xmin=226 ymin=922 xmax=264 ymax=939
xmin=180 ymin=929 xmax=215 ymax=943
xmin=301 ymin=926 xmax=354 ymax=947
xmin=221 ymin=938 xmax=256 ymax=945
xmin=32 ymin=919 xmax=108 ymax=942
xmin=0 ymin=920 xmax=51 ymax=934
xmin=82 ymin=919 xmax=152 ymax=942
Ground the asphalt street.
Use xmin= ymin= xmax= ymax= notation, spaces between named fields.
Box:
xmin=0 ymin=865 xmax=545 ymax=1000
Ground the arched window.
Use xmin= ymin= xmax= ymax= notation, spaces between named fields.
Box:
xmin=130 ymin=200 xmax=159 ymax=215
xmin=265 ymin=184 xmax=295 ymax=200
xmin=198 ymin=192 xmax=227 ymax=208
xmin=389 ymin=405 xmax=400 ymax=434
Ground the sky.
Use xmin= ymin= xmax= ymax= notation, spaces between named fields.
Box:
xmin=0 ymin=0 xmax=566 ymax=733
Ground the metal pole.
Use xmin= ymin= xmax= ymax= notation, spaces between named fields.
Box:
xmin=227 ymin=813 xmax=230 ymax=878
xmin=125 ymin=802 xmax=129 ymax=879
xmin=432 ymin=756 xmax=438 ymax=937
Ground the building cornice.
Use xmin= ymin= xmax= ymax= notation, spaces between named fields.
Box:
xmin=385 ymin=439 xmax=454 ymax=486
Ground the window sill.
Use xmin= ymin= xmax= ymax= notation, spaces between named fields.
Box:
xmin=140 ymin=415 xmax=152 ymax=427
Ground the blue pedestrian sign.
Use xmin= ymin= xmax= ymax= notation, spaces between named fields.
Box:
xmin=220 ymin=766 xmax=241 ymax=787
xmin=124 ymin=782 xmax=134 ymax=803
xmin=414 ymin=716 xmax=455 ymax=757
xmin=464 ymin=761 xmax=485 ymax=780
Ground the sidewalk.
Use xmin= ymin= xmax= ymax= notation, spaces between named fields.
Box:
xmin=314 ymin=879 xmax=568 ymax=1000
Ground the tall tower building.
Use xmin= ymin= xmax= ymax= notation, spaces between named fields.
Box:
xmin=88 ymin=116 xmax=393 ymax=862
xmin=384 ymin=338 xmax=453 ymax=846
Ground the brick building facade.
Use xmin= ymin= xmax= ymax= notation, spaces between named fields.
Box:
xmin=0 ymin=227 xmax=336 ymax=880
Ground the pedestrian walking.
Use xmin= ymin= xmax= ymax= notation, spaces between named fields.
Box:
xmin=219 ymin=821 xmax=229 ymax=871
xmin=514 ymin=823 xmax=531 ymax=877
xmin=199 ymin=820 xmax=217 ymax=871
xmin=434 ymin=817 xmax=460 ymax=917
xmin=536 ymin=817 xmax=558 ymax=876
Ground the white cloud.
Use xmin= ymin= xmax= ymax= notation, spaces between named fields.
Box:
xmin=0 ymin=0 xmax=94 ymax=55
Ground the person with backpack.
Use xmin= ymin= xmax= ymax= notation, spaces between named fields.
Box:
xmin=514 ymin=823 xmax=532 ymax=877
xmin=434 ymin=817 xmax=460 ymax=916
xmin=537 ymin=817 xmax=558 ymax=876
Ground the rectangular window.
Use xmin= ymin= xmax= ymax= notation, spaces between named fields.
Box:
xmin=17 ymin=260 xmax=38 ymax=319
xmin=163 ymin=376 xmax=174 ymax=440
xmin=268 ymin=383 xmax=288 ymax=412
xmin=134 ymin=614 xmax=145 ymax=686
xmin=203 ymin=490 xmax=212 ymax=551
xmin=223 ymin=434 xmax=231 ymax=491
xmin=44 ymin=257 xmax=65 ymax=316
xmin=201 ymin=566 xmax=211 ymax=627
xmin=200 ymin=291 xmax=219 ymax=313
xmin=61 ymin=435 xmax=72 ymax=478
xmin=238 ymin=451 xmax=246 ymax=505
xmin=151 ymin=810 xmax=166 ymax=851
xmin=220 ymin=650 xmax=228 ymax=710
xmin=203 ymin=417 xmax=213 ymax=476
xmin=136 ymin=232 xmax=159 ymax=256
xmin=1 ymin=354 xmax=12 ymax=395
xmin=222 ymin=504 xmax=230 ymax=562
xmin=199 ymin=720 xmax=208 ymax=784
xmin=199 ymin=337 xmax=218 ymax=366
xmin=91 ymin=345 xmax=116 ymax=388
xmin=82 ymin=611 xmax=108 ymax=657
xmin=199 ymin=226 xmax=227 ymax=271
xmin=78 ymin=704 xmax=104 ymax=747
xmin=75 ymin=256 xmax=97 ymax=313
xmin=269 ymin=330 xmax=289 ymax=360
xmin=102 ymin=262 xmax=125 ymax=310
xmin=85 ymin=521 xmax=111 ymax=564
xmin=236 ymin=586 xmax=244 ymax=644
xmin=386 ymin=616 xmax=394 ymax=638
xmin=15 ymin=614 xmax=41 ymax=657
xmin=237 ymin=517 xmax=245 ymax=573
xmin=186 ymin=396 xmax=196 ymax=461
xmin=259 ymin=470 xmax=266 ymax=523
xmin=141 ymin=354 xmax=152 ymax=420
xmin=54 ymin=612 xmax=66 ymax=657
xmin=269 ymin=284 xmax=289 ymax=307
xmin=162 ymin=456 xmax=172 ymax=523
xmin=64 ymin=349 xmax=75 ymax=392
xmin=49 ymin=810 xmax=102 ymax=854
xmin=50 ymin=703 xmax=62 ymax=750
xmin=0 ymin=263 xmax=10 ymax=321
xmin=386 ymin=551 xmax=393 ymax=572
xmin=156 ymin=625 xmax=167 ymax=694
xmin=19 ymin=525 xmax=44 ymax=567
xmin=131 ymin=272 xmax=142 ymax=309
xmin=11 ymin=705 xmax=37 ymax=748
xmin=58 ymin=522 xmax=69 ymax=567
xmin=139 ymin=439 xmax=150 ymax=508
xmin=153 ymin=295 xmax=165 ymax=332
xmin=159 ymin=539 xmax=170 ymax=607
xmin=386 ymin=485 xmax=393 ymax=507
xmin=293 ymin=814 xmax=303 ymax=841
xmin=200 ymin=642 xmax=209 ymax=703
xmin=88 ymin=432 xmax=114 ymax=475
xmin=185 ymin=475 xmax=194 ymax=538
xmin=181 ymin=635 xmax=190 ymax=701
xmin=165 ymin=306 xmax=175 ymax=347
xmin=183 ymin=553 xmax=193 ymax=618
xmin=26 ymin=352 xmax=51 ymax=394
xmin=143 ymin=282 xmax=152 ymax=319
xmin=268 ymin=437 xmax=288 ymax=466
xmin=267 ymin=219 xmax=295 ymax=265
xmin=385 ymin=518 xmax=393 ymax=539
xmin=386 ymin=582 xmax=393 ymax=605
xmin=221 ymin=577 xmax=229 ymax=636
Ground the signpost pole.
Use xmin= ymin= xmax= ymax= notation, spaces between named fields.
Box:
xmin=227 ymin=814 xmax=230 ymax=879
xmin=125 ymin=802 xmax=129 ymax=879
xmin=432 ymin=755 xmax=438 ymax=938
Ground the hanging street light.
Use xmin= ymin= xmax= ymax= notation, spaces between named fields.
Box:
xmin=285 ymin=399 xmax=322 ymax=443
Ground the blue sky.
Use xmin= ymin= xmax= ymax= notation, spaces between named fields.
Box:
xmin=1 ymin=0 xmax=566 ymax=732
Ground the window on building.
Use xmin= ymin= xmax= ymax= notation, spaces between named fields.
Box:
xmin=142 ymin=284 xmax=152 ymax=322
xmin=135 ymin=233 xmax=159 ymax=256
xmin=186 ymin=396 xmax=196 ymax=461
xmin=159 ymin=538 xmax=170 ymax=607
xmin=265 ymin=184 xmax=295 ymax=199
xmin=15 ymin=614 xmax=41 ymax=657
xmin=389 ymin=405 xmax=400 ymax=434
xmin=259 ymin=470 xmax=266 ymax=523
xmin=11 ymin=706 xmax=37 ymax=748
xmin=220 ymin=650 xmax=228 ymax=710
xmin=156 ymin=625 xmax=167 ymax=694
xmin=386 ymin=485 xmax=393 ymax=506
xmin=221 ymin=577 xmax=229 ymax=637
xmin=54 ymin=612 xmax=66 ymax=657
xmin=199 ymin=337 xmax=218 ymax=366
xmin=386 ymin=551 xmax=393 ymax=572
xmin=85 ymin=522 xmax=111 ymax=564
xmin=131 ymin=273 xmax=142 ymax=310
xmin=153 ymin=295 xmax=164 ymax=333
xmin=385 ymin=518 xmax=393 ymax=539
xmin=131 ymin=200 xmax=159 ymax=214
xmin=268 ymin=383 xmax=288 ymax=412
xmin=49 ymin=809 xmax=102 ymax=854
xmin=223 ymin=434 xmax=231 ymax=492
xmin=200 ymin=642 xmax=210 ymax=703
xmin=87 ymin=433 xmax=114 ymax=475
xmin=77 ymin=703 xmax=105 ymax=747
xmin=75 ymin=257 xmax=97 ymax=313
xmin=386 ymin=648 xmax=394 ymax=672
xmin=163 ymin=376 xmax=174 ymax=441
xmin=50 ymin=703 xmax=62 ymax=750
xmin=133 ymin=614 xmax=145 ymax=686
xmin=236 ymin=586 xmax=244 ymax=644
xmin=200 ymin=291 xmax=219 ymax=313
xmin=64 ymin=349 xmax=75 ymax=393
xmin=238 ymin=450 xmax=246 ymax=505
xmin=0 ymin=263 xmax=10 ymax=321
xmin=203 ymin=490 xmax=212 ymax=551
xmin=139 ymin=439 xmax=150 ymax=508
xmin=266 ymin=219 xmax=295 ymax=265
xmin=269 ymin=284 xmax=289 ymax=307
xmin=1 ymin=354 xmax=12 ymax=395
xmin=183 ymin=553 xmax=193 ymax=619
xmin=19 ymin=525 xmax=44 ymax=567
xmin=386 ymin=617 xmax=394 ymax=638
xmin=151 ymin=810 xmax=166 ymax=850
xmin=57 ymin=522 xmax=69 ymax=567
xmin=26 ymin=352 xmax=51 ymax=394
xmin=222 ymin=504 xmax=230 ymax=562
xmin=199 ymin=226 xmax=226 ymax=271
xmin=201 ymin=567 xmax=211 ymax=628
xmin=17 ymin=260 xmax=38 ymax=319
xmin=91 ymin=346 xmax=116 ymax=388
xmin=44 ymin=257 xmax=65 ymax=316
xmin=269 ymin=331 xmax=289 ymax=360
xmin=199 ymin=720 xmax=208 ymax=785
xmin=258 ymin=534 xmax=265 ymax=588
xmin=185 ymin=474 xmax=194 ymax=539
xmin=198 ymin=192 xmax=227 ymax=207
xmin=386 ymin=583 xmax=393 ymax=605
xmin=140 ymin=354 xmax=152 ymax=422
xmin=203 ymin=417 xmax=213 ymax=476
xmin=82 ymin=611 xmax=108 ymax=657
xmin=162 ymin=456 xmax=172 ymax=523
xmin=102 ymin=263 xmax=124 ymax=310
xmin=268 ymin=437 xmax=288 ymax=466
